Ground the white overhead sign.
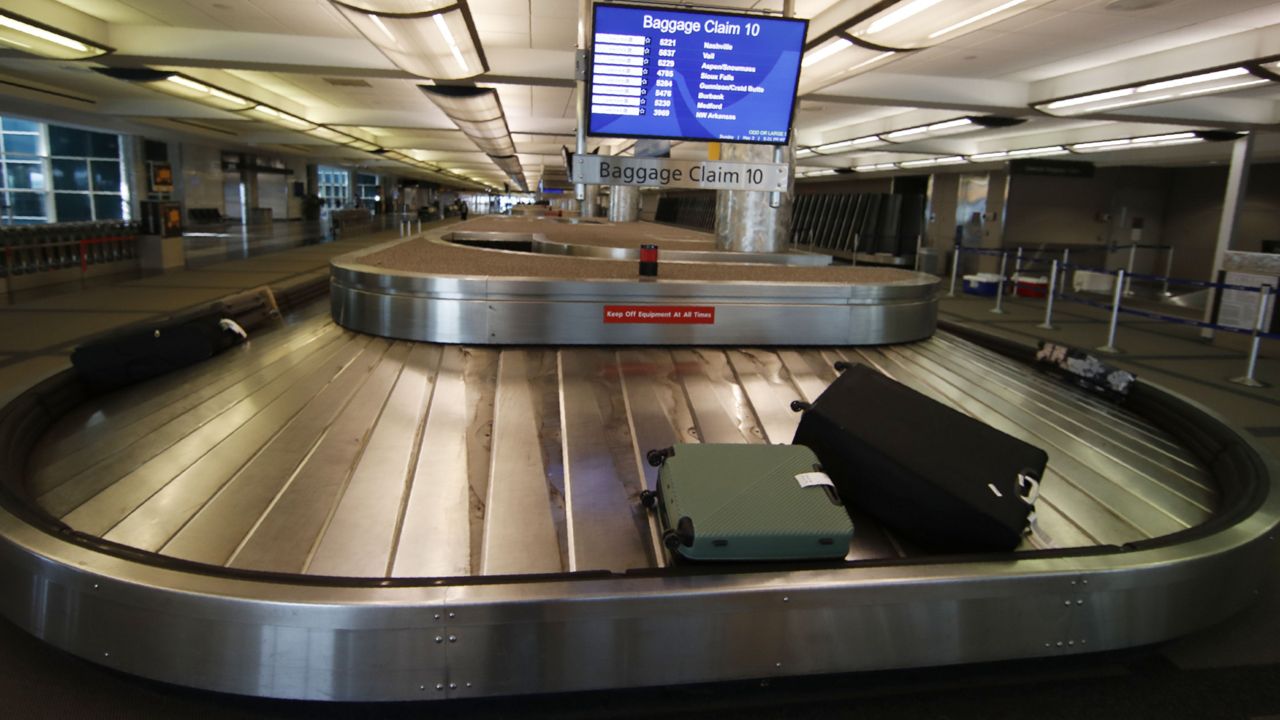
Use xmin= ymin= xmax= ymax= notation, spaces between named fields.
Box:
xmin=573 ymin=155 xmax=789 ymax=192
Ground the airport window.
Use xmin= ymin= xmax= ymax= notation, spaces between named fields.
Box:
xmin=0 ymin=116 xmax=127 ymax=224
xmin=356 ymin=173 xmax=380 ymax=207
xmin=0 ymin=115 xmax=48 ymax=224
xmin=318 ymin=166 xmax=350 ymax=210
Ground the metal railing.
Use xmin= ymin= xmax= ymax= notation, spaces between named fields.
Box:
xmin=0 ymin=221 xmax=140 ymax=281
xmin=948 ymin=245 xmax=1277 ymax=388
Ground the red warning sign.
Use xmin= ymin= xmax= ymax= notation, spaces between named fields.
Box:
xmin=603 ymin=305 xmax=716 ymax=324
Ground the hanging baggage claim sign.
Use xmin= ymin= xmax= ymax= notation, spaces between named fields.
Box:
xmin=573 ymin=154 xmax=788 ymax=192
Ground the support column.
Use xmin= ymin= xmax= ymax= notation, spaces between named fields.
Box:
xmin=608 ymin=185 xmax=640 ymax=222
xmin=1201 ymin=134 xmax=1254 ymax=339
xmin=575 ymin=0 xmax=591 ymax=215
xmin=581 ymin=181 xmax=600 ymax=218
xmin=714 ymin=141 xmax=793 ymax=253
xmin=713 ymin=0 xmax=795 ymax=253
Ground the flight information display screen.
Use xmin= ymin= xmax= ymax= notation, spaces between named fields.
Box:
xmin=587 ymin=4 xmax=807 ymax=145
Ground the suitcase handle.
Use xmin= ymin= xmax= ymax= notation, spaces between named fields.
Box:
xmin=1017 ymin=471 xmax=1040 ymax=506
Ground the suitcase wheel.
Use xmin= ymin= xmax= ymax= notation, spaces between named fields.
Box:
xmin=675 ymin=516 xmax=695 ymax=547
xmin=639 ymin=489 xmax=658 ymax=509
xmin=646 ymin=447 xmax=673 ymax=467
xmin=662 ymin=529 xmax=682 ymax=551
xmin=833 ymin=360 xmax=853 ymax=373
xmin=790 ymin=400 xmax=811 ymax=413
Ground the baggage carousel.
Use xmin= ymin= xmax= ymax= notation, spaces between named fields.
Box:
xmin=0 ymin=219 xmax=1275 ymax=702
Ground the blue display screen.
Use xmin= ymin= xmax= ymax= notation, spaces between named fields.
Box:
xmin=587 ymin=4 xmax=807 ymax=145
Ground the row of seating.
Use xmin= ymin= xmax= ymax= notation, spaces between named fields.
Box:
xmin=653 ymin=193 xmax=715 ymax=231
xmin=791 ymin=193 xmax=926 ymax=258
xmin=0 ymin=221 xmax=140 ymax=278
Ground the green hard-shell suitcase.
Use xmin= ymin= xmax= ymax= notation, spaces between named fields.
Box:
xmin=640 ymin=443 xmax=853 ymax=561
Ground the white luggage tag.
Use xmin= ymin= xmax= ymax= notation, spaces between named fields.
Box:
xmin=795 ymin=471 xmax=834 ymax=489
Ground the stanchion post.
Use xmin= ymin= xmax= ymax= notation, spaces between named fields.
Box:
xmin=948 ymin=244 xmax=960 ymax=297
xmin=851 ymin=232 xmax=859 ymax=268
xmin=1162 ymin=247 xmax=1174 ymax=296
xmin=1230 ymin=284 xmax=1272 ymax=387
xmin=1060 ymin=248 xmax=1070 ymax=298
xmin=1124 ymin=244 xmax=1136 ymax=296
xmin=1014 ymin=246 xmax=1024 ymax=277
xmin=1097 ymin=269 xmax=1125 ymax=354
xmin=1038 ymin=259 xmax=1059 ymax=330
xmin=914 ymin=235 xmax=923 ymax=272
xmin=990 ymin=252 xmax=1008 ymax=314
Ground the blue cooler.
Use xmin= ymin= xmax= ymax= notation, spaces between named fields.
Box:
xmin=963 ymin=273 xmax=1002 ymax=297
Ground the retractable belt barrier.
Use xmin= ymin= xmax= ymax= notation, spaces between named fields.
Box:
xmin=947 ymin=244 xmax=1276 ymax=387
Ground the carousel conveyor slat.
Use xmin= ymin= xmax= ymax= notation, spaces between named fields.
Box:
xmin=24 ymin=317 xmax=1219 ymax=578
xmin=930 ymin=332 xmax=1201 ymax=468
xmin=915 ymin=337 xmax=1212 ymax=492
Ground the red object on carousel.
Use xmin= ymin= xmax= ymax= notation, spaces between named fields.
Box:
xmin=639 ymin=244 xmax=658 ymax=277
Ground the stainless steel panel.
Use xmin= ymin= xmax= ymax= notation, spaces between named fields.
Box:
xmin=672 ymin=349 xmax=764 ymax=445
xmin=160 ymin=339 xmax=392 ymax=565
xmin=615 ymin=350 xmax=697 ymax=490
xmin=726 ymin=349 xmax=804 ymax=444
xmin=57 ymin=333 xmax=360 ymax=535
xmin=328 ymin=233 xmax=938 ymax=347
xmin=392 ymin=346 xmax=474 ymax=578
xmin=103 ymin=336 xmax=376 ymax=552
xmin=481 ymin=351 xmax=565 ymax=576
xmin=228 ymin=343 xmax=411 ymax=573
xmin=32 ymin=313 xmax=337 ymax=475
xmin=559 ymin=350 xmax=654 ymax=572
xmin=35 ymin=325 xmax=348 ymax=508
xmin=307 ymin=343 xmax=441 ymax=577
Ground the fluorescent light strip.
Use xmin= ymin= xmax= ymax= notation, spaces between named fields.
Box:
xmin=802 ymin=37 xmax=851 ymax=68
xmin=1045 ymin=87 xmax=1133 ymax=110
xmin=854 ymin=163 xmax=897 ymax=172
xmin=0 ymin=14 xmax=89 ymax=52
xmin=1129 ymin=132 xmax=1196 ymax=145
xmin=849 ymin=51 xmax=894 ymax=72
xmin=884 ymin=125 xmax=928 ymax=141
xmin=434 ymin=13 xmax=469 ymax=75
xmin=899 ymin=156 xmax=966 ymax=168
xmin=865 ymin=0 xmax=944 ymax=35
xmin=800 ymin=169 xmax=838 ymax=177
xmin=816 ymin=135 xmax=880 ymax=152
xmin=1088 ymin=93 xmax=1172 ymax=113
xmin=1136 ymin=66 xmax=1248 ymax=93
xmin=1007 ymin=145 xmax=1066 ymax=157
xmin=1070 ymin=132 xmax=1202 ymax=153
xmin=1177 ymin=78 xmax=1268 ymax=97
xmin=252 ymin=105 xmax=313 ymax=128
xmin=928 ymin=0 xmax=1028 ymax=40
xmin=369 ymin=14 xmax=398 ymax=43
xmin=166 ymin=75 xmax=250 ymax=105
xmin=968 ymin=151 xmax=1008 ymax=161
xmin=928 ymin=118 xmax=973 ymax=132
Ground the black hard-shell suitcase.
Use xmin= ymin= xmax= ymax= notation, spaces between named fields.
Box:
xmin=791 ymin=362 xmax=1047 ymax=552
xmin=71 ymin=314 xmax=246 ymax=391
